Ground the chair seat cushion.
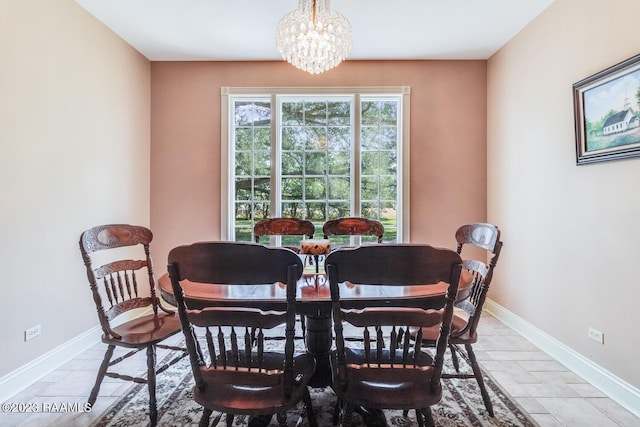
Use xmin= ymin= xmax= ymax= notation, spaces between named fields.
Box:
xmin=417 ymin=314 xmax=477 ymax=344
xmin=331 ymin=348 xmax=442 ymax=409
xmin=194 ymin=352 xmax=316 ymax=415
xmin=107 ymin=312 xmax=181 ymax=346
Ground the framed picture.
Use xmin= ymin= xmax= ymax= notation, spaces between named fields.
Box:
xmin=573 ymin=53 xmax=640 ymax=165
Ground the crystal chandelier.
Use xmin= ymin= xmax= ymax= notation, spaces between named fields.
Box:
xmin=276 ymin=0 xmax=352 ymax=75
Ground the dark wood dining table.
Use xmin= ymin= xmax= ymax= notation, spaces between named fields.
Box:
xmin=158 ymin=267 xmax=472 ymax=387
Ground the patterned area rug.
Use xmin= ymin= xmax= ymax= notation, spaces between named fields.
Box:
xmin=91 ymin=343 xmax=537 ymax=427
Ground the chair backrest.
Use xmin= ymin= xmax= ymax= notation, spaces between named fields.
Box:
xmin=79 ymin=224 xmax=162 ymax=340
xmin=322 ymin=217 xmax=384 ymax=244
xmin=326 ymin=244 xmax=462 ymax=400
xmin=453 ymin=223 xmax=503 ymax=340
xmin=254 ymin=217 xmax=315 ymax=247
xmin=167 ymin=242 xmax=303 ymax=401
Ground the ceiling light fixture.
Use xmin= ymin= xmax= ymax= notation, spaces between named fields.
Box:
xmin=276 ymin=0 xmax=352 ymax=75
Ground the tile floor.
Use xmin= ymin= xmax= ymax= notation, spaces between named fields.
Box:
xmin=1 ymin=313 xmax=638 ymax=426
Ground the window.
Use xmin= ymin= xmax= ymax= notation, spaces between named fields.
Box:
xmin=220 ymin=87 xmax=410 ymax=246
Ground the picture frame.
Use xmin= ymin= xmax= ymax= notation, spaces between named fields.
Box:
xmin=573 ymin=53 xmax=640 ymax=165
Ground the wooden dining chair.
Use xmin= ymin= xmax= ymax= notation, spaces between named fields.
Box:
xmin=326 ymin=244 xmax=462 ymax=427
xmin=79 ymin=224 xmax=187 ymax=426
xmin=322 ymin=217 xmax=384 ymax=246
xmin=167 ymin=241 xmax=317 ymax=427
xmin=254 ymin=217 xmax=315 ymax=252
xmin=254 ymin=217 xmax=315 ymax=337
xmin=414 ymin=222 xmax=503 ymax=417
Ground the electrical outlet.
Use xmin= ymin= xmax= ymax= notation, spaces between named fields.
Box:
xmin=588 ymin=327 xmax=604 ymax=344
xmin=25 ymin=324 xmax=42 ymax=341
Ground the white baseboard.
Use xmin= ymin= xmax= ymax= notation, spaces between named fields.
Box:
xmin=485 ymin=299 xmax=640 ymax=418
xmin=0 ymin=308 xmax=155 ymax=404
xmin=4 ymin=302 xmax=639 ymax=418
xmin=0 ymin=326 xmax=102 ymax=404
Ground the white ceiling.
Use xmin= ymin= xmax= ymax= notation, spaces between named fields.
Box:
xmin=75 ymin=0 xmax=555 ymax=62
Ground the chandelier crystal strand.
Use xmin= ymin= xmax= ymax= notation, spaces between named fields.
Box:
xmin=276 ymin=0 xmax=352 ymax=74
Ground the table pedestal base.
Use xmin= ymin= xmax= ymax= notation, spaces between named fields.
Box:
xmin=304 ymin=314 xmax=333 ymax=387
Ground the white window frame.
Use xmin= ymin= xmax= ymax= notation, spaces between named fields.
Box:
xmin=220 ymin=86 xmax=411 ymax=242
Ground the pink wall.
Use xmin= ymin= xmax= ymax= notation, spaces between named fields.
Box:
xmin=150 ymin=60 xmax=487 ymax=267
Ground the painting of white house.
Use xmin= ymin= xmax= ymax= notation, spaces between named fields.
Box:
xmin=583 ymin=68 xmax=640 ymax=152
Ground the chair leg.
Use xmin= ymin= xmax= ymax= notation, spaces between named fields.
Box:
xmin=199 ymin=407 xmax=213 ymax=427
xmin=209 ymin=411 xmax=223 ymax=426
xmin=421 ymin=408 xmax=435 ymax=427
xmin=303 ymin=388 xmax=318 ymax=427
xmin=146 ymin=345 xmax=158 ymax=426
xmin=416 ymin=408 xmax=424 ymax=427
xmin=277 ymin=411 xmax=287 ymax=426
xmin=300 ymin=315 xmax=306 ymax=338
xmin=332 ymin=398 xmax=341 ymax=425
xmin=465 ymin=343 xmax=494 ymax=417
xmin=88 ymin=344 xmax=115 ymax=406
xmin=449 ymin=343 xmax=461 ymax=372
xmin=342 ymin=403 xmax=355 ymax=427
